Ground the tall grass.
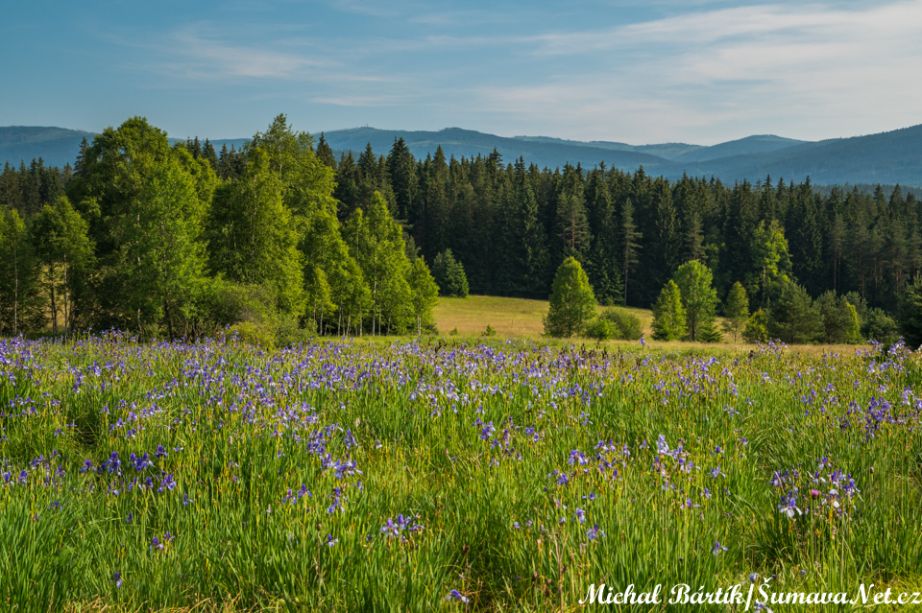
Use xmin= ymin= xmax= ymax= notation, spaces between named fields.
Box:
xmin=0 ymin=336 xmax=920 ymax=610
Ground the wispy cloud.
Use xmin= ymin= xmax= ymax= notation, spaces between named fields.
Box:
xmin=472 ymin=0 xmax=922 ymax=142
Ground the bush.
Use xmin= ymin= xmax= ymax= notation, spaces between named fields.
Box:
xmin=599 ymin=308 xmax=643 ymax=340
xmin=743 ymin=309 xmax=769 ymax=343
xmin=204 ymin=279 xmax=313 ymax=348
xmin=585 ymin=318 xmax=617 ymax=340
xmin=481 ymin=324 xmax=496 ymax=337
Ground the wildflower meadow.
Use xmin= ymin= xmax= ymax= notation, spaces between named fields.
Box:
xmin=1 ymin=335 xmax=921 ymax=610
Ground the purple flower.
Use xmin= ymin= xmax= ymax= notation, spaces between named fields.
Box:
xmin=113 ymin=571 xmax=122 ymax=588
xmin=446 ymin=589 xmax=469 ymax=603
xmin=712 ymin=541 xmax=728 ymax=555
xmin=587 ymin=524 xmax=603 ymax=541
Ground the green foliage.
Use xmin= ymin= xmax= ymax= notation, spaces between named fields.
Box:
xmin=0 ymin=207 xmax=42 ymax=334
xmin=585 ymin=317 xmax=617 ymax=340
xmin=599 ymin=308 xmax=643 ymax=340
xmin=673 ymin=259 xmax=720 ymax=342
xmin=722 ymin=281 xmax=749 ymax=341
xmin=345 ymin=192 xmax=415 ymax=334
xmin=743 ymin=308 xmax=769 ymax=343
xmin=407 ymin=256 xmax=439 ymax=333
xmin=652 ymin=280 xmax=686 ymax=341
xmin=206 ymin=148 xmax=305 ymax=317
xmin=544 ymin=257 xmax=597 ymax=337
xmin=817 ymin=291 xmax=862 ymax=344
xmin=750 ymin=218 xmax=792 ymax=308
xmin=863 ymin=308 xmax=900 ymax=345
xmin=29 ymin=195 xmax=95 ymax=334
xmin=432 ymin=249 xmax=469 ymax=297
xmin=768 ymin=280 xmax=823 ymax=344
xmin=899 ymin=276 xmax=922 ymax=349
xmin=481 ymin=324 xmax=496 ymax=337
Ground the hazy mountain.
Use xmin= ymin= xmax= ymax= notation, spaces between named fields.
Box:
xmin=0 ymin=126 xmax=95 ymax=168
xmin=3 ymin=123 xmax=922 ymax=187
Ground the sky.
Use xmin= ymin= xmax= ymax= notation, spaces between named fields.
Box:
xmin=2 ymin=0 xmax=922 ymax=144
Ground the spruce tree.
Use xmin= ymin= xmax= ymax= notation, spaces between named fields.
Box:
xmin=0 ymin=208 xmax=42 ymax=335
xmin=652 ymin=280 xmax=687 ymax=341
xmin=432 ymin=249 xmax=469 ymax=297
xmin=899 ymin=276 xmax=922 ymax=348
xmin=544 ymin=257 xmax=596 ymax=337
xmin=722 ymin=281 xmax=749 ymax=342
xmin=767 ymin=279 xmax=823 ymax=344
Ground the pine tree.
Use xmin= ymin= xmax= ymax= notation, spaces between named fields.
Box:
xmin=767 ymin=279 xmax=823 ymax=344
xmin=544 ymin=257 xmax=596 ymax=337
xmin=387 ymin=137 xmax=417 ymax=221
xmin=315 ymin=134 xmax=336 ymax=169
xmin=899 ymin=276 xmax=922 ymax=349
xmin=722 ymin=281 xmax=749 ymax=342
xmin=751 ymin=218 xmax=793 ymax=308
xmin=555 ymin=165 xmax=590 ymax=261
xmin=618 ymin=197 xmax=642 ymax=305
xmin=0 ymin=208 xmax=42 ymax=335
xmin=432 ymin=249 xmax=469 ymax=297
xmin=652 ymin=279 xmax=687 ymax=341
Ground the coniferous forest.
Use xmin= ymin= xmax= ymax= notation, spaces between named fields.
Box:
xmin=1 ymin=113 xmax=921 ymax=345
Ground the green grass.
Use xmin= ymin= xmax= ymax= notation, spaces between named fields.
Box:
xmin=1 ymin=336 xmax=920 ymax=610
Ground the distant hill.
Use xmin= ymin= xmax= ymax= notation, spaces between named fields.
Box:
xmin=3 ymin=123 xmax=922 ymax=187
xmin=0 ymin=126 xmax=95 ymax=168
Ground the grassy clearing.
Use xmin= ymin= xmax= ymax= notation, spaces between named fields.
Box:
xmin=0 ymin=336 xmax=920 ymax=610
xmin=434 ymin=295 xmax=653 ymax=338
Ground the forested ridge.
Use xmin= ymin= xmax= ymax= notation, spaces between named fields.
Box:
xmin=1 ymin=114 xmax=921 ymax=343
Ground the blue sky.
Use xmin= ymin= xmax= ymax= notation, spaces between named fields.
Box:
xmin=2 ymin=0 xmax=921 ymax=144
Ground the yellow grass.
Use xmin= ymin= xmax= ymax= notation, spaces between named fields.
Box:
xmin=434 ymin=294 xmax=652 ymax=338
xmin=432 ymin=294 xmax=867 ymax=355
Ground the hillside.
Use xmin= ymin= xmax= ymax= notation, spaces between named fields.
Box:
xmin=3 ymin=123 xmax=922 ymax=186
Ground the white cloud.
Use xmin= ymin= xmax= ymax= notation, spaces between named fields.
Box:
xmin=473 ymin=0 xmax=922 ymax=142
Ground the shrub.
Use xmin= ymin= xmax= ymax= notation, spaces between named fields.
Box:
xmin=585 ymin=318 xmax=617 ymax=340
xmin=744 ymin=308 xmax=769 ymax=343
xmin=599 ymin=308 xmax=643 ymax=340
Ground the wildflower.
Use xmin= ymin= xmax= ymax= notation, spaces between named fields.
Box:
xmin=587 ymin=524 xmax=603 ymax=540
xmin=326 ymin=534 xmax=338 ymax=547
xmin=446 ymin=589 xmax=469 ymax=603
xmin=575 ymin=508 xmax=585 ymax=524
xmin=712 ymin=541 xmax=728 ymax=555
xmin=113 ymin=571 xmax=122 ymax=589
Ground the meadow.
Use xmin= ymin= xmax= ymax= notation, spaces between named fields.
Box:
xmin=1 ymin=332 xmax=921 ymax=611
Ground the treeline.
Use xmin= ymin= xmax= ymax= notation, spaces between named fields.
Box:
xmin=208 ymin=133 xmax=922 ymax=316
xmin=0 ymin=116 xmax=438 ymax=343
xmin=3 ymin=114 xmax=922 ymax=345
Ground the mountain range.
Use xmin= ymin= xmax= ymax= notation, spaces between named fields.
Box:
xmin=3 ymin=123 xmax=922 ymax=187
